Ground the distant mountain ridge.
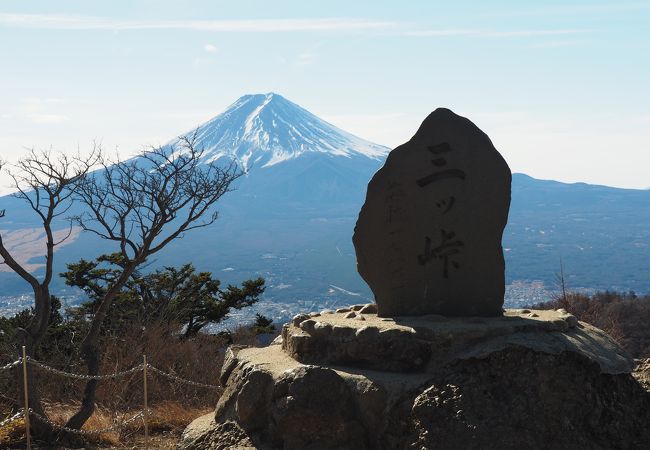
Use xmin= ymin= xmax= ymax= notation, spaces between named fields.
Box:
xmin=0 ymin=95 xmax=649 ymax=319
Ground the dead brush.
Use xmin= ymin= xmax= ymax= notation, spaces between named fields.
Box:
xmin=0 ymin=317 xmax=268 ymax=447
xmin=0 ymin=414 xmax=26 ymax=446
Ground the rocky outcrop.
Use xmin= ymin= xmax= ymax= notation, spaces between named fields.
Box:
xmin=179 ymin=415 xmax=255 ymax=450
xmin=178 ymin=307 xmax=650 ymax=450
xmin=282 ymin=308 xmax=631 ymax=374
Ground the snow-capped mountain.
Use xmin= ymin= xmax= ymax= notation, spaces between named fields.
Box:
xmin=161 ymin=93 xmax=391 ymax=210
xmin=170 ymin=93 xmax=389 ymax=171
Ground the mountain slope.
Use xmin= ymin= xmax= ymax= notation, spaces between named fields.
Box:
xmin=170 ymin=93 xmax=390 ymax=212
xmin=506 ymin=174 xmax=650 ymax=293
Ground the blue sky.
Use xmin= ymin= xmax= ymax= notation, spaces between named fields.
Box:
xmin=0 ymin=0 xmax=649 ymax=190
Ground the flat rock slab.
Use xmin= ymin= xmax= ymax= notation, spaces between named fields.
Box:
xmin=192 ymin=333 xmax=648 ymax=450
xmin=282 ymin=306 xmax=633 ymax=374
xmin=353 ymin=108 xmax=511 ymax=317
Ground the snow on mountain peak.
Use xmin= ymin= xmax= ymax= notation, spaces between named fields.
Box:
xmin=171 ymin=93 xmax=390 ymax=170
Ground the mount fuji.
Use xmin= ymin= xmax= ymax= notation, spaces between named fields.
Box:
xmin=168 ymin=93 xmax=389 ymax=210
xmin=156 ymin=93 xmax=393 ymax=310
xmin=175 ymin=92 xmax=388 ymax=170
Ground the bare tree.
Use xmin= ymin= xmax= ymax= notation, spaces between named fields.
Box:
xmin=65 ymin=135 xmax=241 ymax=429
xmin=555 ymin=258 xmax=569 ymax=306
xmin=0 ymin=148 xmax=99 ymax=432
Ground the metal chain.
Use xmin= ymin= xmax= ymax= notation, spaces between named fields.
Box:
xmin=28 ymin=358 xmax=144 ymax=380
xmin=0 ymin=358 xmax=22 ymax=371
xmin=146 ymin=364 xmax=221 ymax=391
xmin=0 ymin=410 xmax=24 ymax=428
xmin=29 ymin=409 xmax=145 ymax=435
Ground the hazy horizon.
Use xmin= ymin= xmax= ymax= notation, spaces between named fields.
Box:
xmin=1 ymin=1 xmax=649 ymax=190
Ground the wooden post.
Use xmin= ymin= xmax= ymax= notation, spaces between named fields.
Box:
xmin=21 ymin=346 xmax=31 ymax=450
xmin=143 ymin=355 xmax=149 ymax=450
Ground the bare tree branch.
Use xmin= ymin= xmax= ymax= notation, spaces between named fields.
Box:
xmin=67 ymin=133 xmax=242 ymax=430
xmin=0 ymin=145 xmax=101 ymax=436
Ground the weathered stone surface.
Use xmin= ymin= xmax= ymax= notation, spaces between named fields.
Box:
xmin=177 ymin=415 xmax=256 ymax=450
xmin=397 ymin=349 xmax=650 ymax=450
xmin=281 ymin=308 xmax=634 ymax=374
xmin=182 ymin=334 xmax=649 ymax=450
xmin=291 ymin=313 xmax=309 ymax=326
xmin=358 ymin=303 xmax=377 ymax=314
xmin=269 ymin=366 xmax=367 ymax=449
xmin=353 ymin=108 xmax=511 ymax=317
xmin=208 ymin=341 xmax=376 ymax=450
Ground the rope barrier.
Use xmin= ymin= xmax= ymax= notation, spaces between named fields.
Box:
xmin=27 ymin=358 xmax=144 ymax=380
xmin=10 ymin=356 xmax=220 ymax=390
xmin=0 ymin=410 xmax=24 ymax=428
xmin=0 ymin=353 xmax=220 ymax=446
xmin=22 ymin=358 xmax=220 ymax=389
xmin=0 ymin=359 xmax=22 ymax=371
xmin=29 ymin=409 xmax=145 ymax=436
xmin=146 ymin=364 xmax=221 ymax=391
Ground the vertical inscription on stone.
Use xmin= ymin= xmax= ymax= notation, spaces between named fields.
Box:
xmin=415 ymin=142 xmax=466 ymax=280
xmin=385 ymin=180 xmax=407 ymax=293
xmin=353 ymin=108 xmax=511 ymax=317
xmin=415 ymin=143 xmax=466 ymax=188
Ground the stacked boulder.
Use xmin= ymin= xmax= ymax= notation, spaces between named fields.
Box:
xmin=178 ymin=306 xmax=649 ymax=450
xmin=179 ymin=110 xmax=650 ymax=449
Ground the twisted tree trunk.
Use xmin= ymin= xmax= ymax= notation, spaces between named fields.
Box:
xmin=65 ymin=265 xmax=137 ymax=430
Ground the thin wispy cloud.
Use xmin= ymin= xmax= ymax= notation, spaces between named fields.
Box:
xmin=294 ymin=51 xmax=316 ymax=67
xmin=0 ymin=13 xmax=595 ymax=41
xmin=530 ymin=39 xmax=588 ymax=49
xmin=26 ymin=113 xmax=69 ymax=124
xmin=0 ymin=13 xmax=397 ymax=32
xmin=18 ymin=98 xmax=69 ymax=124
xmin=293 ymin=43 xmax=322 ymax=67
xmin=496 ymin=2 xmax=650 ymax=17
xmin=203 ymin=44 xmax=218 ymax=53
xmin=405 ymin=28 xmax=592 ymax=38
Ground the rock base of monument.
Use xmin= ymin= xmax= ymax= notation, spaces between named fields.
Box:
xmin=178 ymin=307 xmax=650 ymax=450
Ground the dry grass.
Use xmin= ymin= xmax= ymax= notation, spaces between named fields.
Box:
xmin=532 ymin=291 xmax=650 ymax=358
xmin=1 ymin=326 xmax=224 ymax=448
xmin=0 ymin=301 xmax=282 ymax=448
xmin=147 ymin=402 xmax=211 ymax=433
xmin=1 ymin=402 xmax=211 ymax=448
xmin=633 ymin=358 xmax=650 ymax=391
xmin=0 ymin=320 xmax=273 ymax=447
xmin=0 ymin=415 xmax=26 ymax=446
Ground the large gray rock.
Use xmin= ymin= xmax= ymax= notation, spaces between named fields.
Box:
xmin=353 ymin=108 xmax=511 ymax=317
xmin=177 ymin=415 xmax=256 ymax=450
xmin=178 ymin=310 xmax=649 ymax=450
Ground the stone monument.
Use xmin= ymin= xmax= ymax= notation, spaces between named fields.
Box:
xmin=353 ymin=108 xmax=511 ymax=317
xmin=178 ymin=109 xmax=648 ymax=450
